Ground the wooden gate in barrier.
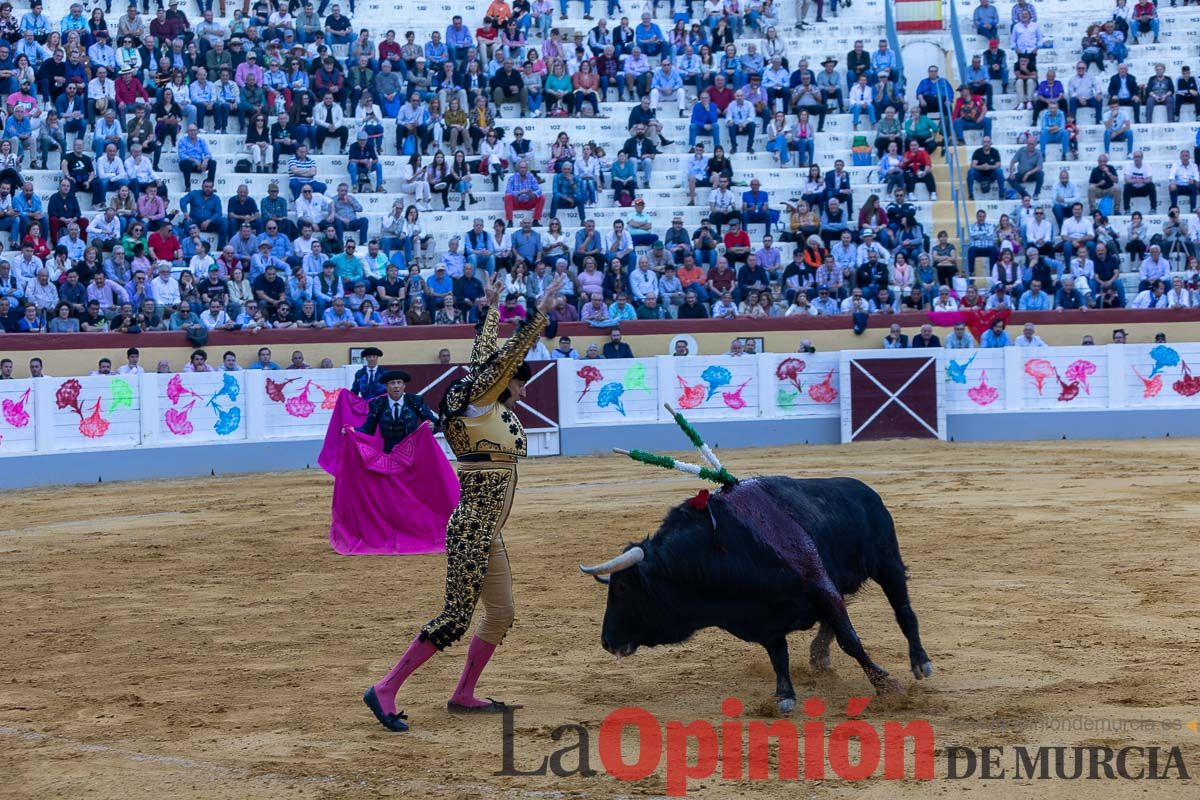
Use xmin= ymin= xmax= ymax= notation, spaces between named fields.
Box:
xmin=841 ymin=354 xmax=944 ymax=443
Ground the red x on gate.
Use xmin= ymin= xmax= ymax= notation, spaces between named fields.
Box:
xmin=847 ymin=356 xmax=941 ymax=442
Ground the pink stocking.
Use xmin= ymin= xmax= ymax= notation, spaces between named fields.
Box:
xmin=373 ymin=635 xmax=437 ymax=716
xmin=449 ymin=635 xmax=498 ymax=708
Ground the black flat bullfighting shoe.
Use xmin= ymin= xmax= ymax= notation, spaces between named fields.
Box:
xmin=363 ymin=687 xmax=410 ymax=731
xmin=446 ymin=698 xmax=507 ymax=714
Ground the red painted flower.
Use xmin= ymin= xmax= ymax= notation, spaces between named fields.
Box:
xmin=775 ymin=357 xmax=807 ymax=391
xmin=807 ymin=369 xmax=838 ymax=404
xmin=266 ymin=377 xmax=298 ymax=403
xmin=79 ymin=398 xmax=110 ymax=438
xmin=55 ymin=379 xmax=82 ymax=414
xmin=676 ymin=376 xmax=706 ymax=409
xmin=1173 ymin=361 xmax=1200 ymax=397
xmin=576 ymin=366 xmax=603 ymax=401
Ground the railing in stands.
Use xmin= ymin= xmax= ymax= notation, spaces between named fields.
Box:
xmin=883 ymin=0 xmax=905 ymax=90
xmin=937 ymin=86 xmax=969 ymax=249
xmin=943 ymin=0 xmax=973 ymax=249
xmin=946 ymin=0 xmax=970 ymax=87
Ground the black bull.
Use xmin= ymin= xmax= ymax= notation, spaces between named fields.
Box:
xmin=581 ymin=476 xmax=933 ymax=712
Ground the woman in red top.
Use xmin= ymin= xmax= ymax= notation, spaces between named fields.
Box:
xmin=900 ymin=139 xmax=937 ymax=201
xmin=21 ymin=221 xmax=51 ymax=261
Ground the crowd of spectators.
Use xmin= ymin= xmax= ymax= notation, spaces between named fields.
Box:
xmin=0 ymin=344 xmax=337 ymax=377
xmin=940 ymin=0 xmax=1200 ymax=313
xmin=0 ymin=0 xmax=1192 ymax=342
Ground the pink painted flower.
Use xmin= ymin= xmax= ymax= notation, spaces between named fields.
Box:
xmin=285 ymin=381 xmax=317 ymax=418
xmin=721 ymin=378 xmax=752 ymax=410
xmin=164 ymin=400 xmax=197 ymax=436
xmin=1064 ymin=359 xmax=1096 ymax=395
xmin=167 ymin=374 xmax=201 ymax=405
xmin=2 ymin=387 xmax=32 ymax=428
xmin=967 ymin=370 xmax=999 ymax=406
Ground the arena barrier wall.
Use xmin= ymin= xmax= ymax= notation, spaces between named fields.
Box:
xmin=3 ymin=343 xmax=1199 ymax=486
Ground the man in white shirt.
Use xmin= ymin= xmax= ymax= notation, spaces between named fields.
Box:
xmin=1166 ymin=275 xmax=1192 ymax=308
xmin=1013 ymin=322 xmax=1047 ymax=347
xmin=848 ymin=74 xmax=875 ymax=130
xmin=89 ymin=205 xmax=122 ymax=246
xmin=200 ymin=299 xmax=234 ymax=329
xmin=1050 ymin=169 xmax=1082 ymax=228
xmin=683 ymin=143 xmax=708 ymax=205
xmin=707 ymin=176 xmax=739 ymax=234
xmin=649 ymin=58 xmax=686 ymax=116
xmin=603 ymin=220 xmax=634 ymax=270
xmin=123 ymin=142 xmax=157 ymax=195
xmin=855 ymin=230 xmax=889 ymax=265
xmin=1023 ymin=207 xmax=1054 ymax=255
xmin=294 ymin=184 xmax=334 ymax=228
xmin=87 ymin=65 xmax=116 ymax=118
xmin=1057 ymin=203 xmax=1094 ymax=260
xmin=1123 ymin=150 xmax=1157 ymax=213
xmin=711 ymin=290 xmax=739 ymax=319
xmin=93 ymin=142 xmax=128 ymax=207
xmin=1168 ymin=150 xmax=1199 ymax=211
xmin=932 ymin=285 xmax=959 ymax=311
xmin=1067 ymin=61 xmax=1103 ymax=125
xmin=1138 ymin=244 xmax=1171 ymax=290
xmin=840 ymin=287 xmax=872 ymax=314
xmin=628 ymin=256 xmax=658 ymax=303
xmin=117 ymin=347 xmax=145 ymax=375
xmin=149 ymin=261 xmax=180 ymax=310
xmin=1131 ymin=279 xmax=1171 ymax=309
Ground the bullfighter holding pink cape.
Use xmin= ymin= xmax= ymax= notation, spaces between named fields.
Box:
xmin=358 ymin=271 xmax=565 ymax=733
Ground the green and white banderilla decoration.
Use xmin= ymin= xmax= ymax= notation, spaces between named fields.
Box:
xmin=612 ymin=404 xmax=738 ymax=487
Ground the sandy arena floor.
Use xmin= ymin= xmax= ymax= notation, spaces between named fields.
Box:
xmin=2 ymin=439 xmax=1199 ymax=799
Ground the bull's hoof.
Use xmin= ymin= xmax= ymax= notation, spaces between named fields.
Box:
xmin=873 ymin=677 xmax=904 ymax=696
xmin=912 ymin=661 xmax=934 ymax=680
xmin=777 ymin=697 xmax=796 ymax=715
xmin=809 ymin=654 xmax=831 ymax=672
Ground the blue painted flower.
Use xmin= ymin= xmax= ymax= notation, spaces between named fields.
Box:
xmin=1149 ymin=345 xmax=1180 ymax=378
xmin=211 ymin=372 xmax=240 ymax=404
xmin=597 ymin=382 xmax=626 ymax=416
xmin=700 ymin=365 xmax=732 ymax=400
xmin=213 ymin=405 xmax=241 ymax=436
xmin=946 ymin=353 xmax=977 ymax=385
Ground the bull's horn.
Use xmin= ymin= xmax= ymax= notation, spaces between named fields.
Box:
xmin=579 ymin=546 xmax=644 ymax=576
